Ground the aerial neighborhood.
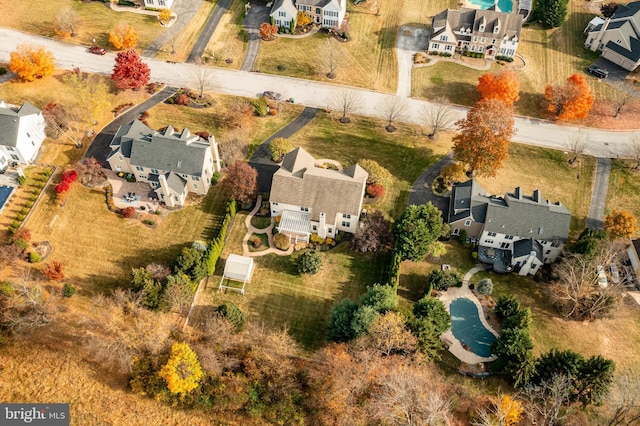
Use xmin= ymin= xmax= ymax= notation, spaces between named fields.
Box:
xmin=0 ymin=0 xmax=640 ymax=424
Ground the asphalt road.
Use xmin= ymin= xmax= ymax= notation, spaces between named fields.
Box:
xmin=0 ymin=27 xmax=636 ymax=159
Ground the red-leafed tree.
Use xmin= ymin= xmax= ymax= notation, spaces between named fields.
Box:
xmin=111 ymin=50 xmax=150 ymax=90
xmin=452 ymin=98 xmax=514 ymax=178
xmin=43 ymin=261 xmax=65 ymax=281
xmin=477 ymin=70 xmax=520 ymax=106
xmin=220 ymin=161 xmax=258 ymax=205
xmin=122 ymin=207 xmax=136 ymax=218
xmin=544 ymin=74 xmax=594 ymax=120
xmin=55 ymin=181 xmax=70 ymax=194
xmin=259 ymin=23 xmax=278 ymax=41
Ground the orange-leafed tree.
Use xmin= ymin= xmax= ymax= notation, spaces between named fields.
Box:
xmin=109 ymin=22 xmax=138 ymax=50
xmin=158 ymin=342 xmax=203 ymax=396
xmin=43 ymin=261 xmax=65 ymax=281
xmin=477 ymin=70 xmax=520 ymax=106
xmin=259 ymin=22 xmax=278 ymax=41
xmin=220 ymin=161 xmax=258 ymax=205
xmin=9 ymin=45 xmax=55 ymax=82
xmin=604 ymin=209 xmax=639 ymax=239
xmin=544 ymin=74 xmax=594 ymax=120
xmin=452 ymin=98 xmax=514 ymax=178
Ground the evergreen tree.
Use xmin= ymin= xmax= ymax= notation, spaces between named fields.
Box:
xmin=536 ymin=0 xmax=569 ymax=28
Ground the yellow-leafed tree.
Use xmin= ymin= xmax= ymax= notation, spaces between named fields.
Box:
xmin=499 ymin=395 xmax=523 ymax=426
xmin=296 ymin=11 xmax=313 ymax=26
xmin=9 ymin=44 xmax=55 ymax=82
xmin=109 ymin=22 xmax=138 ymax=50
xmin=158 ymin=342 xmax=204 ymax=396
xmin=604 ymin=209 xmax=639 ymax=239
xmin=158 ymin=8 xmax=172 ymax=25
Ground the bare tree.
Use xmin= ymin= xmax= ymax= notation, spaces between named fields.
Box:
xmin=380 ymin=96 xmax=408 ymax=132
xmin=566 ymin=130 xmax=589 ymax=165
xmin=551 ymin=249 xmax=622 ymax=320
xmin=627 ymin=134 xmax=640 ymax=170
xmin=421 ymin=98 xmax=457 ymax=140
xmin=322 ymin=40 xmax=340 ymax=79
xmin=1 ymin=270 xmax=58 ymax=331
xmin=191 ymin=58 xmax=216 ymax=98
xmin=472 ymin=392 xmax=524 ymax=426
xmin=601 ymin=368 xmax=640 ymax=426
xmin=519 ymin=374 xmax=572 ymax=426
xmin=53 ymin=6 xmax=79 ymax=38
xmin=612 ymin=82 xmax=636 ymax=118
xmin=330 ymin=90 xmax=362 ymax=124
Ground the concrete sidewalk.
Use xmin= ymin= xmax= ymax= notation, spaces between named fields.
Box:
xmin=241 ymin=194 xmax=294 ymax=257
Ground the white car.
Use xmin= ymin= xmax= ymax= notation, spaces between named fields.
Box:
xmin=596 ymin=265 xmax=608 ymax=288
xmin=610 ymin=264 xmax=620 ymax=284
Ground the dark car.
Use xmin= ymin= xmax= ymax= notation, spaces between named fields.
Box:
xmin=263 ymin=91 xmax=282 ymax=101
xmin=587 ymin=65 xmax=609 ymax=79
xmin=89 ymin=46 xmax=107 ymax=55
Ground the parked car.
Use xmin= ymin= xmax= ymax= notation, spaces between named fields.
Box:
xmin=610 ymin=263 xmax=620 ymax=284
xmin=263 ymin=91 xmax=282 ymax=101
xmin=587 ymin=65 xmax=609 ymax=79
xmin=596 ymin=265 xmax=608 ymax=288
xmin=89 ymin=46 xmax=107 ymax=55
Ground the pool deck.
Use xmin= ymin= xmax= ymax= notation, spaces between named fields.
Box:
xmin=437 ymin=265 xmax=498 ymax=364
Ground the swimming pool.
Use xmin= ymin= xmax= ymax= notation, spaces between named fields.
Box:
xmin=450 ymin=298 xmax=497 ymax=358
xmin=468 ymin=0 xmax=513 ymax=13
xmin=0 ymin=185 xmax=15 ymax=214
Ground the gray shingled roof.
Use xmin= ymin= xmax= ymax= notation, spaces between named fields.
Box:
xmin=297 ymin=0 xmax=341 ymax=7
xmin=271 ymin=0 xmax=298 ymax=16
xmin=611 ymin=1 xmax=640 ymax=19
xmin=0 ymin=101 xmax=41 ymax=148
xmin=606 ymin=37 xmax=640 ymax=61
xmin=270 ymin=147 xmax=367 ymax=222
xmin=513 ymin=238 xmax=544 ymax=261
xmin=165 ymin=171 xmax=187 ymax=193
xmin=431 ymin=8 xmax=523 ymax=41
xmin=448 ymin=179 xmax=490 ymax=224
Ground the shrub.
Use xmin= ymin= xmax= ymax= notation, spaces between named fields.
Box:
xmin=25 ymin=201 xmax=33 ymax=208
xmin=175 ymin=93 xmax=189 ymax=105
xmin=43 ymin=261 xmax=65 ymax=281
xmin=11 ymin=227 xmax=31 ymax=242
xmin=55 ymin=181 xmax=70 ymax=194
xmin=297 ymin=251 xmax=322 ymax=275
xmin=269 ymin=138 xmax=292 ymax=162
xmin=0 ymin=67 xmax=6 ymax=75
xmin=273 ymin=233 xmax=290 ymax=251
xmin=366 ymin=183 xmax=385 ymax=198
xmin=459 ymin=229 xmax=467 ymax=243
xmin=144 ymin=219 xmax=156 ymax=225
xmin=29 ymin=251 xmax=41 ymax=263
xmin=426 ymin=269 xmax=462 ymax=291
xmin=252 ymin=97 xmax=268 ymax=117
xmin=0 ymin=281 xmax=13 ymax=297
xmin=477 ymin=278 xmax=493 ymax=295
xmin=62 ymin=283 xmax=76 ymax=298
xmin=62 ymin=169 xmax=78 ymax=183
xmin=18 ymin=176 xmax=26 ymax=185
xmin=211 ymin=171 xmax=221 ymax=184
xmin=122 ymin=207 xmax=136 ymax=218
xmin=216 ymin=302 xmax=246 ymax=331
xmin=14 ymin=239 xmax=29 ymax=250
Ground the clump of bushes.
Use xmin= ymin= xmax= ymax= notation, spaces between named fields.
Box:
xmin=273 ymin=233 xmax=290 ymax=251
xmin=122 ymin=206 xmax=136 ymax=218
xmin=62 ymin=283 xmax=76 ymax=298
xmin=216 ymin=302 xmax=246 ymax=331
xmin=477 ymin=278 xmax=493 ymax=295
xmin=175 ymin=93 xmax=189 ymax=106
xmin=269 ymin=138 xmax=292 ymax=163
xmin=366 ymin=183 xmax=385 ymax=198
xmin=297 ymin=250 xmax=322 ymax=275
xmin=29 ymin=251 xmax=41 ymax=263
xmin=252 ymin=97 xmax=268 ymax=117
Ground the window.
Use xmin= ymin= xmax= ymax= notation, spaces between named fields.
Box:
xmin=194 ymin=176 xmax=200 ymax=181
xmin=299 ymin=5 xmax=304 ymax=10
xmin=445 ymin=45 xmax=452 ymax=51
xmin=452 ymin=228 xmax=460 ymax=235
xmin=158 ymin=0 xmax=165 ymax=5
xmin=491 ymin=39 xmax=496 ymax=44
xmin=10 ymin=154 xmax=19 ymax=161
xmin=300 ymin=207 xmax=308 ymax=212
xmin=464 ymin=220 xmax=472 ymax=226
xmin=431 ymin=43 xmax=440 ymax=49
xmin=328 ymin=228 xmax=333 ymax=234
xmin=119 ymin=155 xmax=124 ymax=161
xmin=481 ymin=37 xmax=485 ymax=43
xmin=538 ymin=227 xmax=544 ymax=234
xmin=7 ymin=147 xmax=14 ymax=152
xmin=193 ymin=183 xmax=198 ymax=190
xmin=273 ymin=202 xmax=278 ymax=206
xmin=441 ymin=35 xmax=448 ymax=41
xmin=488 ymin=232 xmax=496 ymax=237
xmin=551 ymin=241 xmax=561 ymax=248
xmin=279 ymin=11 xmax=285 ymax=17
xmin=500 ymin=242 xmax=510 ymax=249
xmin=494 ymin=26 xmax=499 ymax=34
xmin=473 ymin=36 xmax=478 ymax=42
xmin=0 ymin=157 xmax=5 ymax=165
xmin=479 ymin=24 xmax=485 ymax=32
xmin=478 ymin=46 xmax=483 ymax=52
xmin=177 ymin=161 xmax=182 ymax=168
xmin=342 ymin=221 xmax=350 ymax=227
xmin=485 ymin=240 xmax=494 ymax=244
xmin=31 ymin=141 xmax=35 ymax=146
xmin=546 ymin=250 xmax=551 ymax=255
xmin=151 ymin=168 xmax=158 ymax=174
xmin=174 ymin=196 xmax=179 ymax=202
xmin=139 ymin=175 xmax=145 ymax=179
xmin=147 ymin=0 xmax=154 ymax=4
xmin=505 ymin=235 xmax=514 ymax=240
xmin=272 ymin=210 xmax=277 ymax=215
xmin=316 ymin=7 xmax=321 ymax=14
xmin=343 ymin=213 xmax=351 ymax=219
xmin=136 ymin=166 xmax=144 ymax=171
xmin=470 ymin=45 xmax=476 ymax=52
xmin=617 ymin=39 xmax=622 ymax=44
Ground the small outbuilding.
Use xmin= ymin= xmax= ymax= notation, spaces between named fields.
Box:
xmin=219 ymin=254 xmax=255 ymax=295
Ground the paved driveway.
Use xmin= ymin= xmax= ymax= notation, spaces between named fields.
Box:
xmin=241 ymin=1 xmax=269 ymax=72
xmin=187 ymin=0 xmax=233 ymax=63
xmin=395 ymin=26 xmax=430 ymax=96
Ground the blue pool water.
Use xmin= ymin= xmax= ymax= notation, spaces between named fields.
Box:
xmin=0 ymin=185 xmax=14 ymax=214
xmin=450 ymin=298 xmax=497 ymax=357
xmin=468 ymin=0 xmax=513 ymax=13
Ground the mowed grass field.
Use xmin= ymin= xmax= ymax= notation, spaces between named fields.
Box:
xmin=0 ymin=1 xmax=164 ymax=51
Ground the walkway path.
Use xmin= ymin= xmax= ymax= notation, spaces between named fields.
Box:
xmin=437 ymin=265 xmax=498 ymax=364
xmin=187 ymin=0 xmax=233 ymax=63
xmin=249 ymin=107 xmax=319 ymax=192
xmin=241 ymin=194 xmax=293 ymax=257
xmin=241 ymin=0 xmax=269 ymax=72
xmin=586 ymin=157 xmax=612 ymax=230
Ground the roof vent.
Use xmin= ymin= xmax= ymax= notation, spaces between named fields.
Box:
xmin=177 ymin=161 xmax=182 ymax=168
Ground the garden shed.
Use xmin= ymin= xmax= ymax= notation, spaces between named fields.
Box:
xmin=218 ymin=254 xmax=255 ymax=295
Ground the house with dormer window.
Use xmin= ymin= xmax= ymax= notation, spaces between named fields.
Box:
xmin=428 ymin=8 xmax=524 ymax=59
xmin=106 ymin=120 xmax=221 ymax=208
xmin=448 ymin=180 xmax=571 ymax=276
xmin=270 ymin=0 xmax=346 ymax=29
xmin=269 ymin=147 xmax=367 ymax=243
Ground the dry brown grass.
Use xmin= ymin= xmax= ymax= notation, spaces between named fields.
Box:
xmin=607 ymin=159 xmax=640 ymax=238
xmin=156 ymin=2 xmax=216 ymax=62
xmin=198 ymin=0 xmax=247 ymax=69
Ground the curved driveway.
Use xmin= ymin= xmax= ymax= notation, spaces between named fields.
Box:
xmin=0 ymin=27 xmax=635 ymax=159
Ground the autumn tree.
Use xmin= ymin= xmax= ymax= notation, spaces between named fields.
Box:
xmin=269 ymin=137 xmax=293 ymax=162
xmin=544 ymin=74 xmax=594 ymax=120
xmin=158 ymin=342 xmax=204 ymax=396
xmin=367 ymin=312 xmax=417 ymax=356
xmin=109 ymin=22 xmax=138 ymax=50
xmin=358 ymin=159 xmax=392 ymax=187
xmin=601 ymin=368 xmax=640 ymax=426
xmin=478 ymin=70 xmax=520 ymax=106
xmin=351 ymin=210 xmax=393 ymax=253
xmin=566 ymin=130 xmax=588 ymax=165
xmin=322 ymin=40 xmax=341 ymax=79
xmin=452 ymin=98 xmax=514 ymax=177
xmin=472 ymin=393 xmax=523 ymax=426
xmin=601 ymin=2 xmax=620 ymax=18
xmin=259 ymin=22 xmax=278 ymax=40
xmin=76 ymin=157 xmax=106 ymax=186
xmin=440 ymin=162 xmax=466 ymax=186
xmin=393 ymin=203 xmax=444 ymax=262
xmin=220 ymin=161 xmax=258 ymax=205
xmin=604 ymin=210 xmax=639 ymax=239
xmin=296 ymin=11 xmax=313 ymax=26
xmin=421 ymin=98 xmax=457 ymax=140
xmin=53 ymin=6 xmax=79 ymax=38
xmin=331 ymin=90 xmax=362 ymax=124
xmin=519 ymin=374 xmax=572 ymax=426
xmin=43 ymin=261 xmax=65 ymax=281
xmin=9 ymin=44 xmax=55 ymax=82
xmin=380 ymin=96 xmax=408 ymax=132
xmin=1 ymin=271 xmax=59 ymax=331
xmin=111 ymin=50 xmax=150 ymax=90
xmin=611 ymin=82 xmax=635 ymax=118
xmin=158 ymin=8 xmax=172 ymax=26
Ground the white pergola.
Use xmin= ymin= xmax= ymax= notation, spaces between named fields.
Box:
xmin=277 ymin=209 xmax=311 ymax=243
xmin=218 ymin=254 xmax=255 ymax=295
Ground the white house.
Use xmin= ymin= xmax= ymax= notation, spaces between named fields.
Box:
xmin=0 ymin=100 xmax=46 ymax=170
xmin=270 ymin=0 xmax=346 ymax=29
xmin=270 ymin=147 xmax=367 ymax=242
xmin=584 ymin=1 xmax=640 ymax=71
xmin=106 ymin=120 xmax=221 ymax=207
xmin=448 ymin=180 xmax=571 ymax=276
xmin=428 ymin=8 xmax=524 ymax=59
xmin=142 ymin=0 xmax=174 ymax=9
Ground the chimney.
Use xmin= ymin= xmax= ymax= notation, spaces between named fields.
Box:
xmin=532 ymin=189 xmax=540 ymax=203
xmin=318 ymin=212 xmax=327 ymax=239
xmin=514 ymin=187 xmax=521 ymax=199
xmin=209 ymin=135 xmax=221 ymax=172
xmin=158 ymin=174 xmax=174 ymax=207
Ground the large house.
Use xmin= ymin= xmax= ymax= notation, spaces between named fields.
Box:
xmin=448 ymin=180 xmax=571 ymax=276
xmin=270 ymin=0 xmax=346 ymax=29
xmin=0 ymin=100 xmax=46 ymax=171
xmin=584 ymin=1 xmax=640 ymax=71
xmin=270 ymin=147 xmax=367 ymax=242
xmin=107 ymin=120 xmax=220 ymax=207
xmin=428 ymin=8 xmax=524 ymax=59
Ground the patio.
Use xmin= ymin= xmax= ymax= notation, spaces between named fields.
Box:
xmin=104 ymin=169 xmax=160 ymax=213
xmin=478 ymin=246 xmax=512 ymax=273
